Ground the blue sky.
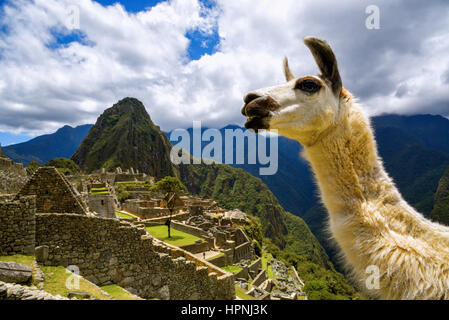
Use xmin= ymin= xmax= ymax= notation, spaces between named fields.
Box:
xmin=0 ymin=0 xmax=220 ymax=145
xmin=0 ymin=0 xmax=449 ymax=146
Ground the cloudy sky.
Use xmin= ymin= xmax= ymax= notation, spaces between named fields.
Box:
xmin=0 ymin=0 xmax=449 ymax=145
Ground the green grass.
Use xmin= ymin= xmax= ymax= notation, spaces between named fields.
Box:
xmin=115 ymin=211 xmax=134 ymax=219
xmin=261 ymin=250 xmax=274 ymax=279
xmin=206 ymin=252 xmax=224 ymax=261
xmin=100 ymin=284 xmax=143 ymax=300
xmin=0 ymin=254 xmax=35 ymax=267
xmin=235 ymin=284 xmax=257 ymax=300
xmin=222 ymin=265 xmax=243 ymax=274
xmin=91 ymin=187 xmax=108 ymax=192
xmin=39 ymin=265 xmax=111 ymax=300
xmin=146 ymin=225 xmax=204 ymax=247
xmin=91 ymin=191 xmax=110 ymax=195
xmin=116 ymin=181 xmax=146 ymax=184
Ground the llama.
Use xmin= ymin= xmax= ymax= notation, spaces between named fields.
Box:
xmin=241 ymin=36 xmax=449 ymax=299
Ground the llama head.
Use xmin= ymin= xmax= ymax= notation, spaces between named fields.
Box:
xmin=242 ymin=36 xmax=348 ymax=145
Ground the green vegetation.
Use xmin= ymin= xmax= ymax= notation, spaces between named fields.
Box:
xmin=151 ymin=176 xmax=186 ymax=194
xmin=146 ymin=225 xmax=204 ymax=247
xmin=25 ymin=160 xmax=41 ymax=175
xmin=45 ymin=158 xmax=81 ymax=175
xmin=0 ymin=254 xmax=35 ymax=267
xmin=115 ymin=211 xmax=135 ymax=219
xmin=431 ymin=165 xmax=449 ymax=225
xmin=39 ymin=265 xmax=111 ymax=300
xmin=261 ymin=250 xmax=274 ymax=279
xmin=235 ymin=284 xmax=257 ymax=300
xmin=206 ymin=252 xmax=224 ymax=261
xmin=221 ymin=265 xmax=243 ymax=274
xmin=264 ymin=240 xmax=358 ymax=300
xmin=90 ymin=187 xmax=109 ymax=195
xmin=100 ymin=284 xmax=143 ymax=300
xmin=116 ymin=181 xmax=146 ymax=184
xmin=71 ymin=97 xmax=176 ymax=179
xmin=115 ymin=184 xmax=131 ymax=203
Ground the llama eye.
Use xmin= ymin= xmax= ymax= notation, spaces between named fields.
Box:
xmin=295 ymin=79 xmax=321 ymax=93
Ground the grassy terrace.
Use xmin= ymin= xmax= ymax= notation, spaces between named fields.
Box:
xmin=0 ymin=254 xmax=35 ymax=267
xmin=221 ymin=265 xmax=243 ymax=274
xmin=115 ymin=181 xmax=146 ymax=184
xmin=261 ymin=250 xmax=275 ymax=279
xmin=235 ymin=284 xmax=257 ymax=300
xmin=115 ymin=210 xmax=135 ymax=219
xmin=146 ymin=225 xmax=204 ymax=247
xmin=40 ymin=265 xmax=111 ymax=300
xmin=100 ymin=284 xmax=143 ymax=300
xmin=90 ymin=187 xmax=109 ymax=195
xmin=206 ymin=252 xmax=224 ymax=262
xmin=0 ymin=255 xmax=109 ymax=300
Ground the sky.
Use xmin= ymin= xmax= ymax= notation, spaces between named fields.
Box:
xmin=0 ymin=0 xmax=449 ymax=145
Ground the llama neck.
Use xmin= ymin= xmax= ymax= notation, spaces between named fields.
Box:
xmin=302 ymin=107 xmax=399 ymax=216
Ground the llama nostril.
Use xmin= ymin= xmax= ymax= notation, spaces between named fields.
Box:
xmin=244 ymin=93 xmax=261 ymax=104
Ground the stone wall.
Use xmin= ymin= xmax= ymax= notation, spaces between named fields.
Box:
xmin=123 ymin=199 xmax=169 ymax=218
xmin=35 ymin=213 xmax=234 ymax=300
xmin=252 ymin=269 xmax=267 ymax=287
xmin=0 ymin=196 xmax=36 ymax=256
xmin=16 ymin=167 xmax=86 ymax=215
xmin=0 ymin=157 xmax=28 ymax=195
xmin=248 ymin=258 xmax=262 ymax=277
xmin=233 ymin=242 xmax=253 ymax=262
xmin=207 ymin=254 xmax=227 ymax=268
xmin=88 ymin=194 xmax=116 ymax=218
xmin=171 ymin=221 xmax=209 ymax=239
xmin=179 ymin=241 xmax=210 ymax=254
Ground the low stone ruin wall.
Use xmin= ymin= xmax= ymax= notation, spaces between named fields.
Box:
xmin=123 ymin=199 xmax=170 ymax=219
xmin=207 ymin=254 xmax=227 ymax=268
xmin=248 ymin=258 xmax=262 ymax=276
xmin=179 ymin=241 xmax=210 ymax=254
xmin=88 ymin=194 xmax=116 ymax=218
xmin=171 ymin=221 xmax=209 ymax=239
xmin=35 ymin=213 xmax=234 ymax=300
xmin=233 ymin=242 xmax=253 ymax=263
xmin=252 ymin=269 xmax=267 ymax=287
xmin=0 ymin=196 xmax=36 ymax=256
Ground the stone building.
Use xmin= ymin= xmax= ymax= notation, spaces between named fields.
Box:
xmin=15 ymin=167 xmax=87 ymax=215
xmin=0 ymin=151 xmax=28 ymax=195
xmin=87 ymin=194 xmax=116 ymax=218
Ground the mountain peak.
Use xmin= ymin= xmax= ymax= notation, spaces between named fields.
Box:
xmin=71 ymin=98 xmax=176 ymax=178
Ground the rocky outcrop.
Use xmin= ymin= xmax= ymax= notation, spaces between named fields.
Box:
xmin=0 ymin=281 xmax=69 ymax=300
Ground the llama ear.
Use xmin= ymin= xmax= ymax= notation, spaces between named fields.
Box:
xmin=283 ymin=57 xmax=295 ymax=82
xmin=303 ymin=36 xmax=342 ymax=96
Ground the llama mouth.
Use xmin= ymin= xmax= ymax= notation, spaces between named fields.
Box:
xmin=244 ymin=116 xmax=270 ymax=132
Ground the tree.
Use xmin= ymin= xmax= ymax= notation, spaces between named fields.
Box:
xmin=26 ymin=161 xmax=41 ymax=175
xmin=151 ymin=176 xmax=186 ymax=238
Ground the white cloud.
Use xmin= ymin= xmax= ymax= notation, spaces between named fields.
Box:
xmin=0 ymin=0 xmax=449 ymax=138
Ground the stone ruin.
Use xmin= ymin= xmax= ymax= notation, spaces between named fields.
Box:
xmin=15 ymin=167 xmax=87 ymax=215
xmin=0 ymin=148 xmax=28 ymax=195
xmin=87 ymin=194 xmax=116 ymax=218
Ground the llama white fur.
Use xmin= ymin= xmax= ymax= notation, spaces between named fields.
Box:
xmin=242 ymin=36 xmax=449 ymax=300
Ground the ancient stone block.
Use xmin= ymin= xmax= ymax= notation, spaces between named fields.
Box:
xmin=0 ymin=262 xmax=32 ymax=284
xmin=35 ymin=245 xmax=49 ymax=263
